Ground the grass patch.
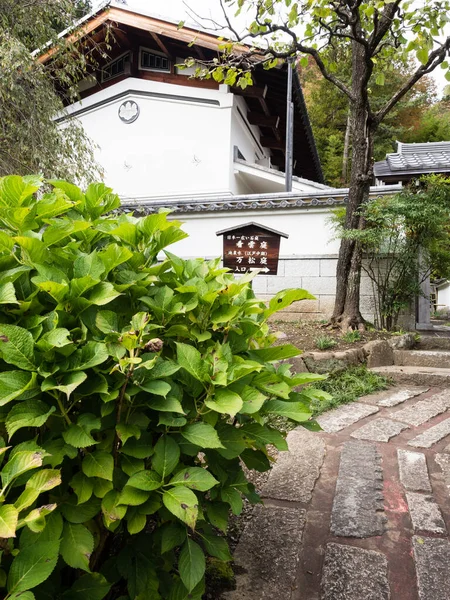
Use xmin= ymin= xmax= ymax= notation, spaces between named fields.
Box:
xmin=309 ymin=365 xmax=391 ymax=416
xmin=314 ymin=334 xmax=337 ymax=350
xmin=341 ymin=330 xmax=361 ymax=343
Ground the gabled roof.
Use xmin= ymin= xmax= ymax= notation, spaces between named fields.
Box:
xmin=37 ymin=1 xmax=324 ymax=183
xmin=374 ymin=141 xmax=450 ymax=182
xmin=216 ymin=222 xmax=289 ymax=238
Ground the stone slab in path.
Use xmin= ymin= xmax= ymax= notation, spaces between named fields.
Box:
xmin=223 ymin=505 xmax=305 ymax=600
xmin=261 ymin=427 xmax=325 ymax=503
xmin=406 ymin=492 xmax=447 ymax=534
xmin=321 ymin=543 xmax=390 ymax=600
xmin=413 ymin=536 xmax=450 ymax=600
xmin=376 ymin=387 xmax=429 ymax=408
xmin=397 ymin=449 xmax=431 ymax=492
xmin=316 ymin=403 xmax=379 ymax=433
xmin=435 ymin=453 xmax=450 ymax=492
xmin=350 ymin=418 xmax=408 ymax=442
xmin=331 ymin=441 xmax=385 ymax=538
xmin=392 ymin=391 xmax=450 ymax=426
xmin=408 ymin=418 xmax=450 ymax=449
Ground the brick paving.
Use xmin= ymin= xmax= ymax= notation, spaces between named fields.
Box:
xmin=225 ymin=386 xmax=450 ymax=600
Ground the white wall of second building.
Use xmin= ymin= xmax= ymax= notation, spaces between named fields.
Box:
xmin=170 ymin=208 xmax=339 ymax=258
xmin=65 ymin=78 xmax=236 ymax=198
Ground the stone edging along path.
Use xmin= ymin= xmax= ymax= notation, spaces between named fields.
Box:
xmin=223 ymin=385 xmax=450 ymax=600
xmin=291 ymin=333 xmax=416 ymax=374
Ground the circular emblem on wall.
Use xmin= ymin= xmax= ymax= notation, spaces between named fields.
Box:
xmin=118 ymin=100 xmax=140 ymax=124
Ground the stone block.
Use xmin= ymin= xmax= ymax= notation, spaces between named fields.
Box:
xmin=350 ymin=418 xmax=408 ymax=442
xmin=321 ymin=543 xmax=390 ymax=600
xmin=223 ymin=505 xmax=306 ymax=600
xmin=284 ymin=258 xmax=320 ymax=277
xmin=330 ymin=441 xmax=385 ymax=537
xmin=363 ymin=340 xmax=394 ymax=368
xmin=398 ymin=449 xmax=431 ymax=492
xmin=276 ymin=259 xmax=286 ymax=276
xmin=289 ymin=356 xmax=309 ymax=372
xmin=435 ymin=454 xmax=450 ymax=492
xmin=302 ymin=276 xmax=336 ymax=295
xmin=318 ymin=295 xmax=336 ymax=316
xmin=389 ymin=333 xmax=416 ymax=350
xmin=317 ymin=403 xmax=379 ymax=433
xmin=319 ymin=258 xmax=338 ymax=277
xmin=413 ymin=536 xmax=450 ymax=600
xmin=407 ymin=417 xmax=450 ymax=448
xmin=406 ymin=492 xmax=447 ymax=533
xmin=360 ymin=276 xmax=376 ymax=296
xmin=394 ymin=391 xmax=450 ymax=428
xmin=267 ymin=276 xmax=303 ymax=294
xmin=261 ymin=427 xmax=326 ymax=502
xmin=251 ymin=276 xmax=268 ymax=294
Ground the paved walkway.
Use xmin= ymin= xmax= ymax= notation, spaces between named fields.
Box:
xmin=224 ymin=386 xmax=450 ymax=600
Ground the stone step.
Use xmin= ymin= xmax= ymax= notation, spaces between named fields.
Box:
xmin=394 ymin=349 xmax=450 ymax=368
xmin=370 ymin=365 xmax=450 ymax=387
xmin=417 ymin=335 xmax=450 ymax=350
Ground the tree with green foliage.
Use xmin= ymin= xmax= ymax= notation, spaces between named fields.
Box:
xmin=195 ymin=0 xmax=450 ymax=330
xmin=0 ymin=0 xmax=100 ymax=180
xmin=302 ymin=55 xmax=437 ymax=186
xmin=332 ymin=175 xmax=450 ymax=329
xmin=0 ymin=174 xmax=326 ymax=599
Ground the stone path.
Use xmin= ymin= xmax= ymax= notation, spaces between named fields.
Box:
xmin=223 ymin=386 xmax=450 ymax=600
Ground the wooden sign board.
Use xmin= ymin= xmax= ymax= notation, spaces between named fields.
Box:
xmin=216 ymin=222 xmax=288 ymax=276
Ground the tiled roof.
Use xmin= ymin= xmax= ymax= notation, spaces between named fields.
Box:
xmin=374 ymin=141 xmax=450 ymax=179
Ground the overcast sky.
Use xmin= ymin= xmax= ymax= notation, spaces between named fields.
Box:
xmin=103 ymin=0 xmax=448 ymax=97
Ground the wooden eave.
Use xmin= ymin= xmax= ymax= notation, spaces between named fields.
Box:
xmin=38 ymin=5 xmax=248 ymax=64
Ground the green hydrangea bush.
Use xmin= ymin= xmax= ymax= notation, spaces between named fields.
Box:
xmin=0 ymin=176 xmax=326 ymax=600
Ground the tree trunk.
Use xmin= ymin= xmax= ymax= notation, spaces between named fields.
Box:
xmin=331 ymin=38 xmax=375 ymax=330
xmin=342 ymin=111 xmax=351 ymax=183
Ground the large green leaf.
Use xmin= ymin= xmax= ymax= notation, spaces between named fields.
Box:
xmin=82 ymin=451 xmax=113 ymax=481
xmin=205 ymin=389 xmax=243 ymax=417
xmin=7 ymin=540 xmax=60 ymax=594
xmin=63 ymin=414 xmax=100 ymax=448
xmin=0 ymin=325 xmax=37 ymax=370
xmin=162 ymin=486 xmax=198 ymax=529
xmin=241 ymin=423 xmax=288 ymax=451
xmin=210 ymin=304 xmax=240 ymax=324
xmin=178 ymin=538 xmax=205 ymax=593
xmin=42 ymin=372 xmax=88 ymax=399
xmin=62 ymin=573 xmax=111 ymax=600
xmin=0 ymin=371 xmax=38 ymax=407
xmin=88 ymin=282 xmax=122 ymax=306
xmin=126 ymin=470 xmax=162 ymax=491
xmin=2 ymin=450 xmax=44 ymax=488
xmin=151 ymin=436 xmax=180 ymax=479
xmin=175 ymin=343 xmax=206 ymax=381
xmin=161 ymin=522 xmax=186 ymax=553
xmin=0 ymin=504 xmax=18 ymax=538
xmin=248 ymin=344 xmax=301 ymax=362
xmin=64 ymin=343 xmax=109 ymax=372
xmin=146 ymin=395 xmax=185 ymax=414
xmin=36 ymin=328 xmax=72 ymax=352
xmin=169 ymin=467 xmax=218 ymax=492
xmin=70 ymin=472 xmax=94 ymax=505
xmin=264 ymin=399 xmax=312 ymax=422
xmin=60 ymin=522 xmax=94 ymax=572
xmin=240 ymin=386 xmax=267 ymax=414
xmin=6 ymin=400 xmax=55 ymax=438
xmin=180 ymin=423 xmax=224 ymax=449
xmin=26 ymin=469 xmax=61 ymax=492
xmin=264 ymin=288 xmax=315 ymax=318
xmin=140 ymin=380 xmax=171 ymax=396
xmin=0 ymin=282 xmax=18 ymax=304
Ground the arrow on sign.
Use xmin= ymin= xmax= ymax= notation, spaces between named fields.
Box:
xmin=249 ymin=267 xmax=271 ymax=273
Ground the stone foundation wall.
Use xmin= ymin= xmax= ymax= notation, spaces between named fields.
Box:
xmin=252 ymin=255 xmax=415 ymax=328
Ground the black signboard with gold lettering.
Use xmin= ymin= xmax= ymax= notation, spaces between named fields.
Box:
xmin=216 ymin=222 xmax=288 ymax=276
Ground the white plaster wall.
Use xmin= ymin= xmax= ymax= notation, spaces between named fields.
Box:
xmin=171 ymin=208 xmax=339 ymax=258
xmin=437 ymin=284 xmax=450 ymax=310
xmin=65 ymin=78 xmax=234 ymax=198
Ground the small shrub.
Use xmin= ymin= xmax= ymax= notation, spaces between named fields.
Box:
xmin=0 ymin=176 xmax=325 ymax=600
xmin=314 ymin=335 xmax=337 ymax=350
xmin=341 ymin=330 xmax=361 ymax=343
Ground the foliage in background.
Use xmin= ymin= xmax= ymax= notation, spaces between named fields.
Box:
xmin=301 ymin=56 xmax=437 ymax=186
xmin=310 ymin=366 xmax=390 ymax=415
xmin=332 ymin=175 xmax=450 ymax=330
xmin=0 ymin=0 xmax=101 ymax=180
xmin=314 ymin=335 xmax=337 ymax=351
xmin=0 ymin=175 xmax=326 ymax=600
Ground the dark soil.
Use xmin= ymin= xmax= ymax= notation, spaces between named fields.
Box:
xmin=271 ymin=320 xmax=403 ymax=353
